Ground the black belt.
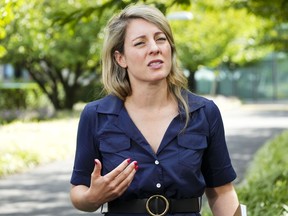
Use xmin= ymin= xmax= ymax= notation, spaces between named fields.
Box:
xmin=107 ymin=195 xmax=201 ymax=216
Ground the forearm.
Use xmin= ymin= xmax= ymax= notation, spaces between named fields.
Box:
xmin=205 ymin=183 xmax=239 ymax=216
xmin=70 ymin=185 xmax=102 ymax=212
xmin=70 ymin=159 xmax=137 ymax=212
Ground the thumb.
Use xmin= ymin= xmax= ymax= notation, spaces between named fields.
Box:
xmin=91 ymin=159 xmax=102 ymax=178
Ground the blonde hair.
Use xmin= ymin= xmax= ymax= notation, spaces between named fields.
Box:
xmin=102 ymin=4 xmax=190 ymax=128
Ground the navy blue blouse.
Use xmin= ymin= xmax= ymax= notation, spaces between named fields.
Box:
xmin=70 ymin=92 xmax=236 ymax=216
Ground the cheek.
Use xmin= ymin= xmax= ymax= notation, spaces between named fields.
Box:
xmin=164 ymin=47 xmax=173 ymax=64
xmin=126 ymin=52 xmax=144 ymax=65
xmin=163 ymin=45 xmax=172 ymax=58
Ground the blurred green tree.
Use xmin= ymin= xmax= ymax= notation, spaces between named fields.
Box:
xmin=1 ymin=0 xmax=106 ymax=110
xmin=1 ymin=0 xmax=275 ymax=108
xmin=53 ymin=0 xmax=191 ymax=25
xmin=0 ymin=0 xmax=190 ymax=110
xmin=56 ymin=0 xmax=271 ymax=92
xmin=0 ymin=0 xmax=23 ymax=58
xmin=232 ymin=0 xmax=288 ymax=52
xmin=168 ymin=0 xmax=271 ymax=91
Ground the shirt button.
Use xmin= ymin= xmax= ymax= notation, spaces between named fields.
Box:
xmin=154 ymin=160 xmax=159 ymax=165
xmin=156 ymin=183 xmax=161 ymax=188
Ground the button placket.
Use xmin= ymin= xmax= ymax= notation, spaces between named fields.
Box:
xmin=154 ymin=157 xmax=163 ymax=190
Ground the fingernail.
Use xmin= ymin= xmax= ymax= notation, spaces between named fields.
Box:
xmin=127 ymin=158 xmax=131 ymax=163
xmin=134 ymin=161 xmax=138 ymax=170
xmin=94 ymin=159 xmax=98 ymax=165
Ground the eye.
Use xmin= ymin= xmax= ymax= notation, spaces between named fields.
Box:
xmin=134 ymin=41 xmax=145 ymax=46
xmin=156 ymin=36 xmax=167 ymax=43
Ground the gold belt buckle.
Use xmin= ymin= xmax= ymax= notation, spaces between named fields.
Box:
xmin=145 ymin=195 xmax=169 ymax=216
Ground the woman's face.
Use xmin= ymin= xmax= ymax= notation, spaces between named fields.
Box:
xmin=115 ymin=18 xmax=172 ymax=87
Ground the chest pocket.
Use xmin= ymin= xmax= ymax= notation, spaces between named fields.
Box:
xmin=99 ymin=134 xmax=133 ymax=171
xmin=177 ymin=133 xmax=207 ymax=169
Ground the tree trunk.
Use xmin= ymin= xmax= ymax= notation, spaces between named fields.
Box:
xmin=63 ymin=85 xmax=76 ymax=110
xmin=188 ymin=71 xmax=197 ymax=92
xmin=14 ymin=64 xmax=22 ymax=79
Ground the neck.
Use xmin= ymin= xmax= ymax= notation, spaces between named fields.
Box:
xmin=125 ymin=81 xmax=173 ymax=109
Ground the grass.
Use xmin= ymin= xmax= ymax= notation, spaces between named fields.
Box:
xmin=237 ymin=130 xmax=288 ymax=216
xmin=0 ymin=116 xmax=79 ymax=177
xmin=201 ymin=130 xmax=288 ymax=216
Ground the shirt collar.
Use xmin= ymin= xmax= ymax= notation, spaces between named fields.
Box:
xmin=96 ymin=91 xmax=206 ymax=115
xmin=179 ymin=91 xmax=206 ymax=115
xmin=96 ymin=94 xmax=124 ymax=115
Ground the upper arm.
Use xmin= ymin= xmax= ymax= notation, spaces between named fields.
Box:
xmin=70 ymin=105 xmax=101 ymax=187
xmin=201 ymin=101 xmax=237 ymax=187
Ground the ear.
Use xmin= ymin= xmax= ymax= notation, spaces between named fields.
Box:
xmin=114 ymin=51 xmax=127 ymax=68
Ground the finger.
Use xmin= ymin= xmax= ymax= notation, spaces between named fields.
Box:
xmin=91 ymin=159 xmax=102 ymax=178
xmin=113 ymin=162 xmax=137 ymax=194
xmin=105 ymin=158 xmax=131 ymax=180
xmin=113 ymin=161 xmax=138 ymax=185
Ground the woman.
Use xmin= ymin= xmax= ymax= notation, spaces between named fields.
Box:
xmin=70 ymin=4 xmax=239 ymax=216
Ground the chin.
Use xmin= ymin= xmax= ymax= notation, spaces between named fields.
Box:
xmin=149 ymin=74 xmax=169 ymax=83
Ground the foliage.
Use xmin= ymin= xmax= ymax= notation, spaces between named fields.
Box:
xmin=0 ymin=145 xmax=40 ymax=176
xmin=200 ymin=130 xmax=288 ymax=216
xmin=59 ymin=0 xmax=271 ymax=91
xmin=237 ymin=130 xmax=288 ymax=216
xmin=0 ymin=82 xmax=42 ymax=109
xmin=168 ymin=0 xmax=272 ymax=90
xmin=231 ymin=0 xmax=288 ymax=53
xmin=1 ymin=0 xmax=104 ymax=110
xmin=1 ymin=0 xmax=281 ymax=108
xmin=0 ymin=0 xmax=23 ymax=57
xmin=0 ymin=0 xmax=192 ymax=110
xmin=231 ymin=0 xmax=288 ymax=22
xmin=0 ymin=82 xmax=53 ymax=124
xmin=200 ymin=201 xmax=213 ymax=216
xmin=53 ymin=0 xmax=191 ymax=25
xmin=0 ymin=117 xmax=78 ymax=177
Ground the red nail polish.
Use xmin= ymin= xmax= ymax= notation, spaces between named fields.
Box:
xmin=94 ymin=159 xmax=97 ymax=165
xmin=134 ymin=161 xmax=138 ymax=170
xmin=127 ymin=158 xmax=131 ymax=163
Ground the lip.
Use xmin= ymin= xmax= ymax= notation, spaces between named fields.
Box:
xmin=147 ymin=59 xmax=164 ymax=67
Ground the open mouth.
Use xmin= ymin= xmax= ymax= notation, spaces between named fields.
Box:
xmin=148 ymin=60 xmax=163 ymax=68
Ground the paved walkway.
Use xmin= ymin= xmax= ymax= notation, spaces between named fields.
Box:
xmin=1 ymin=100 xmax=288 ymax=215
xmin=220 ymin=101 xmax=288 ymax=183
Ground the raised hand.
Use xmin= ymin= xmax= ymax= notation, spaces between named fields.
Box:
xmin=85 ymin=158 xmax=138 ymax=209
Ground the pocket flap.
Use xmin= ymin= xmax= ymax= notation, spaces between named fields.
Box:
xmin=99 ymin=135 xmax=131 ymax=153
xmin=178 ymin=133 xmax=207 ymax=149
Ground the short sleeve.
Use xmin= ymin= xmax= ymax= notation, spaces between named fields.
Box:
xmin=201 ymin=101 xmax=236 ymax=187
xmin=70 ymin=104 xmax=101 ymax=187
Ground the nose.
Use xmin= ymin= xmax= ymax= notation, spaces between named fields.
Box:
xmin=149 ymin=41 xmax=160 ymax=55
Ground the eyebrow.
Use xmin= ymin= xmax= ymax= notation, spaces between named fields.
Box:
xmin=131 ymin=31 xmax=165 ymax=42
